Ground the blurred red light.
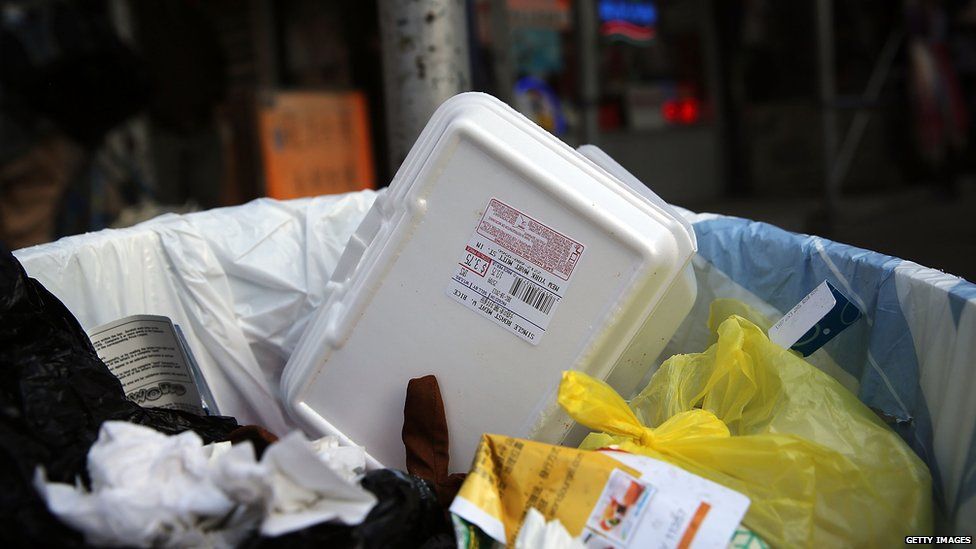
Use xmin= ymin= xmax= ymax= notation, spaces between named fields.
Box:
xmin=662 ymin=100 xmax=680 ymax=123
xmin=679 ymin=98 xmax=700 ymax=124
xmin=661 ymin=98 xmax=700 ymax=125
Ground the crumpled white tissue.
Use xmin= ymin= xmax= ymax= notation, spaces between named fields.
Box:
xmin=34 ymin=421 xmax=376 ymax=548
xmin=310 ymin=435 xmax=366 ymax=484
xmin=514 ymin=508 xmax=585 ymax=549
xmin=259 ymin=431 xmax=374 ymax=536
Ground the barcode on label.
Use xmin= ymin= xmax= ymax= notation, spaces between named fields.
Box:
xmin=510 ymin=277 xmax=556 ymax=315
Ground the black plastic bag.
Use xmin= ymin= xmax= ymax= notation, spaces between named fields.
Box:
xmin=0 ymin=247 xmax=238 ymax=546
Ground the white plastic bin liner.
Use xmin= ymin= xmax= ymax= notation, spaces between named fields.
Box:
xmin=14 ymin=191 xmax=378 ymax=433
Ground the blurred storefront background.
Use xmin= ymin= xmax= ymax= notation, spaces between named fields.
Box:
xmin=1 ymin=0 xmax=974 ymax=278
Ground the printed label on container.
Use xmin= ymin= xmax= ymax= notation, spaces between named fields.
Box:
xmin=446 ymin=198 xmax=585 ymax=345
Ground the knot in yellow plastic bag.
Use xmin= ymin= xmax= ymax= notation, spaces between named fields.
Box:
xmin=557 ymin=310 xmax=932 ymax=548
xmin=559 ymin=370 xmax=730 ymax=449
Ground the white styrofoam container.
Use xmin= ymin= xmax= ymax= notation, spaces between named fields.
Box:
xmin=281 ymin=93 xmax=697 ymax=469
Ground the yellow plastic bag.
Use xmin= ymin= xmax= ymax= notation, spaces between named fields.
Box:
xmin=558 ymin=307 xmax=932 ymax=547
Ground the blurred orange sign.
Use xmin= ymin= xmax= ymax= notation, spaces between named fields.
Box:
xmin=259 ymin=91 xmax=375 ymax=199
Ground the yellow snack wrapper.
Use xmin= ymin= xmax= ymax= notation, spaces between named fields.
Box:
xmin=450 ymin=434 xmax=750 ymax=547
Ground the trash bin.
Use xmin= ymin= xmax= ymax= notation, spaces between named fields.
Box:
xmin=14 ymin=188 xmax=976 ymax=536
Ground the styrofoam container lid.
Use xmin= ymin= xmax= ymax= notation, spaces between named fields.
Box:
xmin=282 ymin=92 xmax=696 ymax=470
